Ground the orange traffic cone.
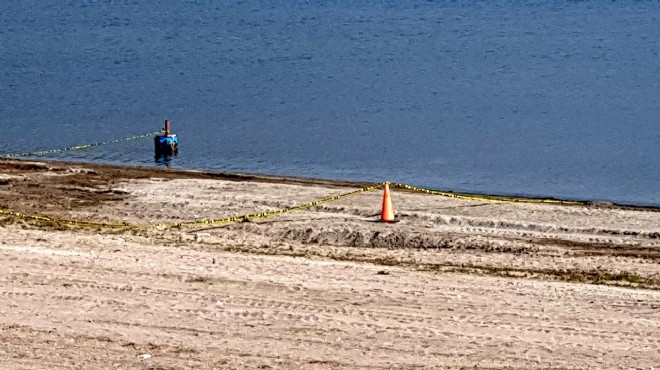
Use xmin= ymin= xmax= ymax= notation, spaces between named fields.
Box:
xmin=380 ymin=182 xmax=397 ymax=223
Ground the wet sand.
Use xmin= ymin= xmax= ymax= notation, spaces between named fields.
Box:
xmin=0 ymin=159 xmax=658 ymax=369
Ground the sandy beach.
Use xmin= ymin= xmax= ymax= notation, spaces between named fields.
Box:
xmin=0 ymin=159 xmax=658 ymax=369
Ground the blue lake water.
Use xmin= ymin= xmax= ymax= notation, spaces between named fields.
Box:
xmin=2 ymin=1 xmax=660 ymax=206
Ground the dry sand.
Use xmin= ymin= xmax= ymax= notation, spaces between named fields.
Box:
xmin=0 ymin=159 xmax=658 ymax=369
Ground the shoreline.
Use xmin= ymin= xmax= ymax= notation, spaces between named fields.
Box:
xmin=3 ymin=157 xmax=658 ymax=212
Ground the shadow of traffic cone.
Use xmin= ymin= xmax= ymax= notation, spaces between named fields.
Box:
xmin=380 ymin=182 xmax=398 ymax=223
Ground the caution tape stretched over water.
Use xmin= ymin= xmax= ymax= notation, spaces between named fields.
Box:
xmin=0 ymin=131 xmax=161 ymax=158
xmin=390 ymin=182 xmax=585 ymax=205
xmin=0 ymin=183 xmax=383 ymax=229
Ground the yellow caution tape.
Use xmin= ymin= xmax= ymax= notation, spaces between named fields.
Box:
xmin=154 ymin=183 xmax=383 ymax=228
xmin=1 ymin=131 xmax=161 ymax=158
xmin=0 ymin=209 xmax=134 ymax=228
xmin=0 ymin=179 xmax=587 ymax=230
xmin=0 ymin=184 xmax=383 ymax=229
xmin=390 ymin=182 xmax=585 ymax=205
